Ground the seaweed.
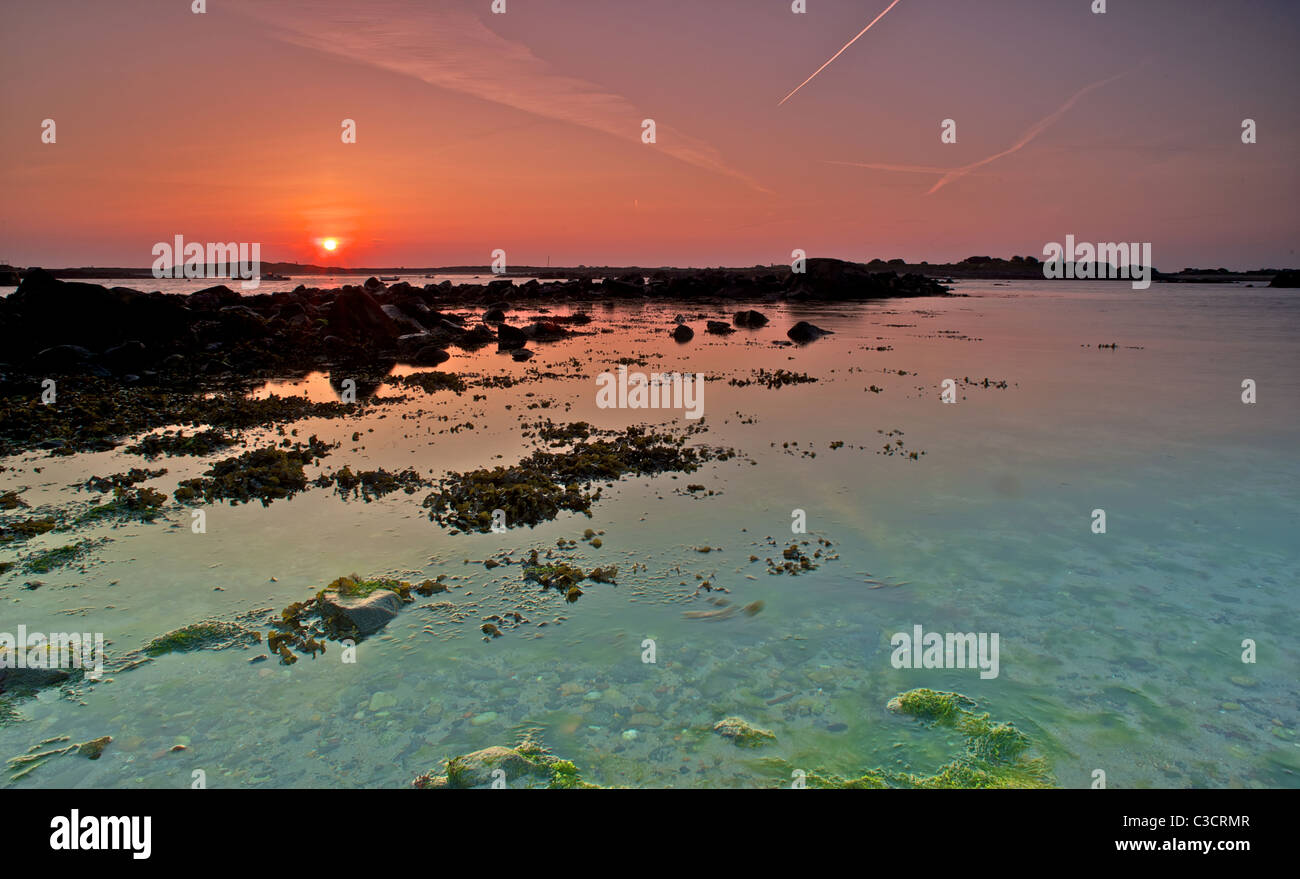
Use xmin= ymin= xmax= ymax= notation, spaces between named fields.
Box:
xmin=385 ymin=371 xmax=467 ymax=395
xmin=22 ymin=541 xmax=92 ymax=574
xmin=424 ymin=425 xmax=729 ymax=532
xmin=142 ymin=620 xmax=261 ymax=657
xmin=173 ymin=436 xmax=334 ymax=506
xmin=76 ymin=486 xmax=168 ymax=524
xmin=125 ymin=429 xmax=237 ymax=458
xmin=805 ymin=688 xmax=1054 ymax=789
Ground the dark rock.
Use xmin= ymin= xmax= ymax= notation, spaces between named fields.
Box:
xmin=671 ymin=324 xmax=694 ymax=343
xmin=410 ymin=345 xmax=451 ymax=366
xmin=32 ymin=344 xmax=96 ymax=371
xmin=497 ymin=324 xmax=528 ymax=350
xmin=189 ymin=285 xmax=242 ymax=310
xmin=787 ymin=321 xmax=833 ymax=343
xmin=101 ymin=340 xmax=149 ymax=372
xmin=510 ymin=349 xmax=534 ymax=361
xmin=326 ymin=288 xmax=402 ymax=342
xmin=1270 ymin=270 xmax=1300 ymax=288
xmin=454 ymin=326 xmax=497 ymax=349
xmin=483 ymin=307 xmax=506 ymax=323
xmin=706 ymin=321 xmax=734 ymax=335
xmin=733 ymin=309 xmax=769 ymax=328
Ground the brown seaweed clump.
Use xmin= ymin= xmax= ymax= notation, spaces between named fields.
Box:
xmin=173 ymin=436 xmax=335 ymax=506
xmin=424 ymin=425 xmax=731 ymax=532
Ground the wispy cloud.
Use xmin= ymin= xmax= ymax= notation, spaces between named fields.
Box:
xmin=827 ymin=72 xmax=1130 ymax=193
xmin=779 ymin=0 xmax=905 ymax=106
xmin=231 ymin=0 xmax=767 ymax=192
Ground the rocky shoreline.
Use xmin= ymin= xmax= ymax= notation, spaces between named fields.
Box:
xmin=0 ymin=259 xmax=946 ymax=388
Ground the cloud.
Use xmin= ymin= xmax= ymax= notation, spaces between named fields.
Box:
xmin=827 ymin=72 xmax=1130 ymax=193
xmin=232 ymin=0 xmax=764 ymax=192
xmin=232 ymin=0 xmax=768 ymax=192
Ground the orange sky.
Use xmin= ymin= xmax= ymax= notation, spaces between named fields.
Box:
xmin=1 ymin=0 xmax=1297 ymax=269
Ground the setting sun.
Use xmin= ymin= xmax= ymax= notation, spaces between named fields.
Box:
xmin=322 ymin=238 xmax=338 ymax=252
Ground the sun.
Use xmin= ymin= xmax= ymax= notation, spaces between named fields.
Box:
xmin=322 ymin=238 xmax=339 ymax=252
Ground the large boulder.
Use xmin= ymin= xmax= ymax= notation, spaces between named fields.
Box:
xmin=733 ymin=309 xmax=769 ymax=328
xmin=325 ymin=288 xmax=402 ymax=343
xmin=4 ymin=271 xmax=191 ymax=360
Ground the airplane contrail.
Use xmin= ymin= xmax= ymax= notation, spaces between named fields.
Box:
xmin=825 ymin=71 xmax=1130 ymax=193
xmin=779 ymin=0 xmax=905 ymax=106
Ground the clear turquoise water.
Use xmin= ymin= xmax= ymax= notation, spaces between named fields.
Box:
xmin=2 ymin=280 xmax=1296 ymax=788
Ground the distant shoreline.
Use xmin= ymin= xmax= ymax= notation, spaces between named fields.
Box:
xmin=2 ymin=259 xmax=1292 ymax=286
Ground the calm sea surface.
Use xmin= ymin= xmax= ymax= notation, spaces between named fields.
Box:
xmin=2 ymin=280 xmax=1296 ymax=788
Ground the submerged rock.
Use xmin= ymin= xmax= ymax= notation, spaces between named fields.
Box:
xmin=413 ymin=740 xmax=596 ymax=789
xmin=713 ymin=716 xmax=776 ymax=747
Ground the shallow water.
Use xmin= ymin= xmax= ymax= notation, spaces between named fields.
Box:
xmin=2 ymin=280 xmax=1297 ymax=788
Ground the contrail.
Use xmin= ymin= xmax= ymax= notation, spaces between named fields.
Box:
xmin=779 ymin=0 xmax=905 ymax=106
xmin=826 ymin=71 xmax=1130 ymax=193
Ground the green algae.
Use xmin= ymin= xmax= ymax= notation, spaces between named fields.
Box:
xmin=143 ymin=620 xmax=261 ymax=657
xmin=22 ymin=541 xmax=92 ymax=574
xmin=805 ymin=689 xmax=1055 ymax=789
xmin=415 ymin=736 xmax=601 ymax=790
xmin=76 ymin=486 xmax=168 ymax=524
